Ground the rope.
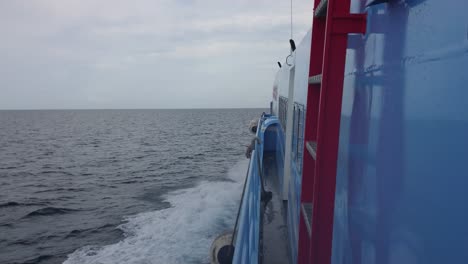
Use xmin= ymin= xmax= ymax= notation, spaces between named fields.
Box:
xmin=290 ymin=0 xmax=293 ymax=40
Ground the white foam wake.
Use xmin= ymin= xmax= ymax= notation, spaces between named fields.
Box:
xmin=64 ymin=160 xmax=248 ymax=264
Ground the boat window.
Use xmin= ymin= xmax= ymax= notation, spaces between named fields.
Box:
xmin=293 ymin=103 xmax=305 ymax=175
xmin=292 ymin=105 xmax=298 ymax=161
xmin=279 ymin=96 xmax=288 ymax=129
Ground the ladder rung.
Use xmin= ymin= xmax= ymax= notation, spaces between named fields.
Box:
xmin=314 ymin=0 xmax=328 ymax=17
xmin=308 ymin=74 xmax=322 ymax=84
xmin=301 ymin=203 xmax=313 ymax=237
xmin=306 ymin=141 xmax=317 ymax=160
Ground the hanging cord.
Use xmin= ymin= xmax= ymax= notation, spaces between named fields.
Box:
xmin=286 ymin=0 xmax=295 ymax=66
xmin=290 ymin=0 xmax=293 ymax=40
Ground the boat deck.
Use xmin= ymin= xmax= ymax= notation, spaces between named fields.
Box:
xmin=261 ymin=153 xmax=290 ymax=264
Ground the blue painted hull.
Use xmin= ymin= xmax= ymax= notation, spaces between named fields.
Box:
xmin=334 ymin=1 xmax=468 ymax=263
xmin=234 ymin=1 xmax=468 ymax=263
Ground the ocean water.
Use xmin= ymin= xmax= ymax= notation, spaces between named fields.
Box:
xmin=0 ymin=109 xmax=263 ymax=264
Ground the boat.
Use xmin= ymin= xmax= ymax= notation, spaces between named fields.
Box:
xmin=211 ymin=0 xmax=468 ymax=263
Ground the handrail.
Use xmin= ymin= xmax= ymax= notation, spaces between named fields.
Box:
xmin=232 ymin=115 xmax=279 ymax=264
xmin=232 ymin=147 xmax=261 ymax=264
xmin=232 ymin=133 xmax=262 ymax=263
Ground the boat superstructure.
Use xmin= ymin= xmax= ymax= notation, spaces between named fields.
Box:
xmin=212 ymin=0 xmax=468 ymax=263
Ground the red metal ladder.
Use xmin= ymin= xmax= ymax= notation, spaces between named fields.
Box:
xmin=297 ymin=0 xmax=366 ymax=264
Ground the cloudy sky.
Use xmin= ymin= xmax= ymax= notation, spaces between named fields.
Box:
xmin=0 ymin=0 xmax=313 ymax=109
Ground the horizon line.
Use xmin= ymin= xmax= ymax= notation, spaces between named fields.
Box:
xmin=0 ymin=107 xmax=268 ymax=111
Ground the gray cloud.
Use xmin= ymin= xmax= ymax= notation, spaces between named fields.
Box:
xmin=0 ymin=0 xmax=313 ymax=109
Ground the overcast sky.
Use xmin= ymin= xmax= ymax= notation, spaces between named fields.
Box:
xmin=0 ymin=0 xmax=313 ymax=109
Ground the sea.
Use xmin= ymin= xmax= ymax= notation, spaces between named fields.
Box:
xmin=0 ymin=109 xmax=264 ymax=264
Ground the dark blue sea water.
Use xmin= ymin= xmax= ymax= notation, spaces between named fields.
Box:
xmin=0 ymin=109 xmax=263 ymax=264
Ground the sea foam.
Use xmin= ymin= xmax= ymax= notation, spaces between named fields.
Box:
xmin=64 ymin=159 xmax=248 ymax=264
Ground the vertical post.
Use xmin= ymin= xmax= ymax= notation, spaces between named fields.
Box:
xmin=297 ymin=1 xmax=326 ymax=263
xmin=309 ymin=1 xmax=366 ymax=264
xmin=283 ymin=64 xmax=296 ymax=200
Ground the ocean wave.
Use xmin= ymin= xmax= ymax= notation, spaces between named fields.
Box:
xmin=23 ymin=254 xmax=54 ymax=264
xmin=34 ymin=187 xmax=86 ymax=194
xmin=0 ymin=201 xmax=23 ymax=208
xmin=64 ymin=159 xmax=248 ymax=264
xmin=65 ymin=224 xmax=116 ymax=239
xmin=177 ymin=156 xmax=194 ymax=160
xmin=66 ymin=229 xmax=90 ymax=238
xmin=119 ymin=180 xmax=138 ymax=184
xmin=0 ymin=166 xmax=17 ymax=170
xmin=41 ymin=170 xmax=75 ymax=176
xmin=10 ymin=235 xmax=60 ymax=246
xmin=23 ymin=207 xmax=80 ymax=218
xmin=0 ymin=201 xmax=46 ymax=208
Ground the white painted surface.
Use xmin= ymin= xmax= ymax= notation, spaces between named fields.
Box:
xmin=283 ymin=63 xmax=296 ymax=200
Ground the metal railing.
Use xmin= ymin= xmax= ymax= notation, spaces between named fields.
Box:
xmin=232 ymin=123 xmax=263 ymax=264
xmin=232 ymin=115 xmax=280 ymax=264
